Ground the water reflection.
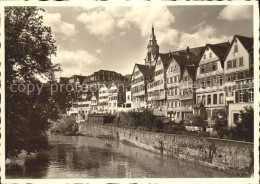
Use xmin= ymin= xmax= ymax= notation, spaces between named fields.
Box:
xmin=6 ymin=135 xmax=238 ymax=178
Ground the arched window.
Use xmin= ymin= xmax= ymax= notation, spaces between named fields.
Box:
xmin=219 ymin=93 xmax=224 ymax=104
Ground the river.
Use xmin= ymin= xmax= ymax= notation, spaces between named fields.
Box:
xmin=6 ymin=135 xmax=238 ymax=178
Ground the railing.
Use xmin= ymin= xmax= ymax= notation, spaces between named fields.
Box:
xmin=132 ymin=90 xmax=145 ymax=97
xmin=179 ymin=94 xmax=193 ymax=100
xmin=180 ymin=106 xmax=193 ymax=111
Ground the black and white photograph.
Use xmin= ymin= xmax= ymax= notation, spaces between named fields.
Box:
xmin=1 ymin=1 xmax=259 ymax=183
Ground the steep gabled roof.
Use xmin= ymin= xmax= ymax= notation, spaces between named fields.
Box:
xmin=222 ymin=35 xmax=253 ymax=62
xmin=158 ymin=53 xmax=172 ymax=68
xmin=186 ymin=66 xmax=197 ymax=81
xmin=170 ymin=46 xmax=204 ymax=66
xmin=171 ymin=54 xmax=193 ymax=66
xmin=207 ymin=42 xmax=230 ymax=61
xmin=236 ymin=35 xmax=253 ymax=51
xmin=135 ymin=64 xmax=155 ymax=76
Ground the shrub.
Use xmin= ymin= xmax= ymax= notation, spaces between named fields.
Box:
xmin=50 ymin=115 xmax=78 ymax=135
xmin=190 ymin=115 xmax=207 ymax=131
xmin=230 ymin=106 xmax=254 ymax=142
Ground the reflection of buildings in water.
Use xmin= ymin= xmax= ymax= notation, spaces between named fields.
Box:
xmin=6 ymin=136 xmax=236 ymax=178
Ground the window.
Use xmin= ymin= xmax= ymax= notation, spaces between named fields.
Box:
xmin=197 ymin=96 xmax=201 ymax=103
xmin=207 ymin=78 xmax=211 ymax=86
xmin=212 ymin=63 xmax=217 ymax=71
xmin=213 ymin=94 xmax=217 ymax=104
xmin=234 ymin=44 xmax=238 ymax=52
xmin=248 ymin=89 xmax=254 ymax=102
xmin=239 ymin=91 xmax=244 ymax=102
xmin=200 ymin=66 xmax=205 ymax=74
xmin=219 ymin=77 xmax=223 ymax=85
xmin=233 ymin=74 xmax=237 ymax=81
xmin=176 ymin=75 xmax=179 ymax=82
xmin=219 ymin=93 xmax=224 ymax=104
xmin=203 ymin=55 xmax=206 ymax=59
xmin=202 ymin=95 xmax=206 ymax=105
xmin=209 ymin=53 xmax=212 ymax=58
xmin=207 ymin=95 xmax=211 ymax=105
xmin=227 ymin=61 xmax=232 ymax=69
xmin=233 ymin=113 xmax=239 ymax=123
xmin=239 ymin=57 xmax=244 ymax=66
xmin=233 ymin=59 xmax=237 ymax=68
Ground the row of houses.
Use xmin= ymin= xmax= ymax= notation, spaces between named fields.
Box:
xmin=65 ymin=26 xmax=254 ymax=127
xmin=131 ymin=26 xmax=253 ymax=127
xmin=64 ymin=70 xmax=131 ymax=119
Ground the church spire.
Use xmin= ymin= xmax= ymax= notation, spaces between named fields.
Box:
xmin=146 ymin=25 xmax=159 ymax=66
xmin=150 ymin=24 xmax=156 ymax=40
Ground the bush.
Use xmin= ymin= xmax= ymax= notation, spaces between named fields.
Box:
xmin=230 ymin=106 xmax=254 ymax=142
xmin=190 ymin=115 xmax=207 ymax=131
xmin=114 ymin=110 xmax=158 ymax=130
xmin=50 ymin=115 xmax=78 ymax=135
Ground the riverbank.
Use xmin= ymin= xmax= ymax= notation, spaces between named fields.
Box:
xmin=78 ymin=123 xmax=254 ymax=176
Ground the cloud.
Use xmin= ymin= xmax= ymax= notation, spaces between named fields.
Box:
xmin=217 ymin=5 xmax=253 ymax=20
xmin=76 ymin=10 xmax=115 ymax=40
xmin=177 ymin=26 xmax=231 ymax=50
xmin=42 ymin=12 xmax=77 ymax=38
xmin=76 ymin=6 xmax=178 ymax=45
xmin=96 ymin=49 xmax=102 ymax=54
xmin=190 ymin=21 xmax=206 ymax=30
xmin=53 ymin=46 xmax=100 ymax=77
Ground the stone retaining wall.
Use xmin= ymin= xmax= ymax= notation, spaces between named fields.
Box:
xmin=79 ymin=123 xmax=254 ymax=176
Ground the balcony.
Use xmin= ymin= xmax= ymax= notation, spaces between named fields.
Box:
xmin=148 ymin=91 xmax=166 ymax=101
xmin=167 ymin=95 xmax=179 ymax=100
xmin=180 ymin=106 xmax=193 ymax=112
xmin=132 ymin=90 xmax=145 ymax=97
xmin=148 ymin=95 xmax=166 ymax=101
xmin=179 ymin=94 xmax=193 ymax=100
xmin=167 ymin=106 xmax=181 ymax=112
xmin=166 ymin=83 xmax=179 ymax=89
xmin=147 ymin=85 xmax=164 ymax=92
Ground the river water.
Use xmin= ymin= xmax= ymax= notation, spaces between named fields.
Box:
xmin=6 ymin=135 xmax=237 ymax=178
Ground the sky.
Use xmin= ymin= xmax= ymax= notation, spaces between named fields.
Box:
xmin=40 ymin=5 xmax=253 ymax=78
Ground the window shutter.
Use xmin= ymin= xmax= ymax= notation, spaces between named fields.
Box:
xmin=235 ymin=91 xmax=239 ymax=103
xmin=245 ymin=90 xmax=248 ymax=102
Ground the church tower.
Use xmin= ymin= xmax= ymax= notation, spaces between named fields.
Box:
xmin=145 ymin=25 xmax=159 ymax=66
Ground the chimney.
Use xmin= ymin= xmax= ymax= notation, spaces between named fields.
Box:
xmin=186 ymin=46 xmax=190 ymax=59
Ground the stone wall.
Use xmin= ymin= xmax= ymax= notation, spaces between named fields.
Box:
xmin=79 ymin=123 xmax=253 ymax=176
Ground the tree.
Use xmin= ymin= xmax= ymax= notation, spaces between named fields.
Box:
xmin=230 ymin=106 xmax=254 ymax=142
xmin=211 ymin=107 xmax=229 ymax=138
xmin=50 ymin=115 xmax=78 ymax=135
xmin=5 ymin=7 xmax=68 ymax=158
xmin=190 ymin=115 xmax=207 ymax=131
